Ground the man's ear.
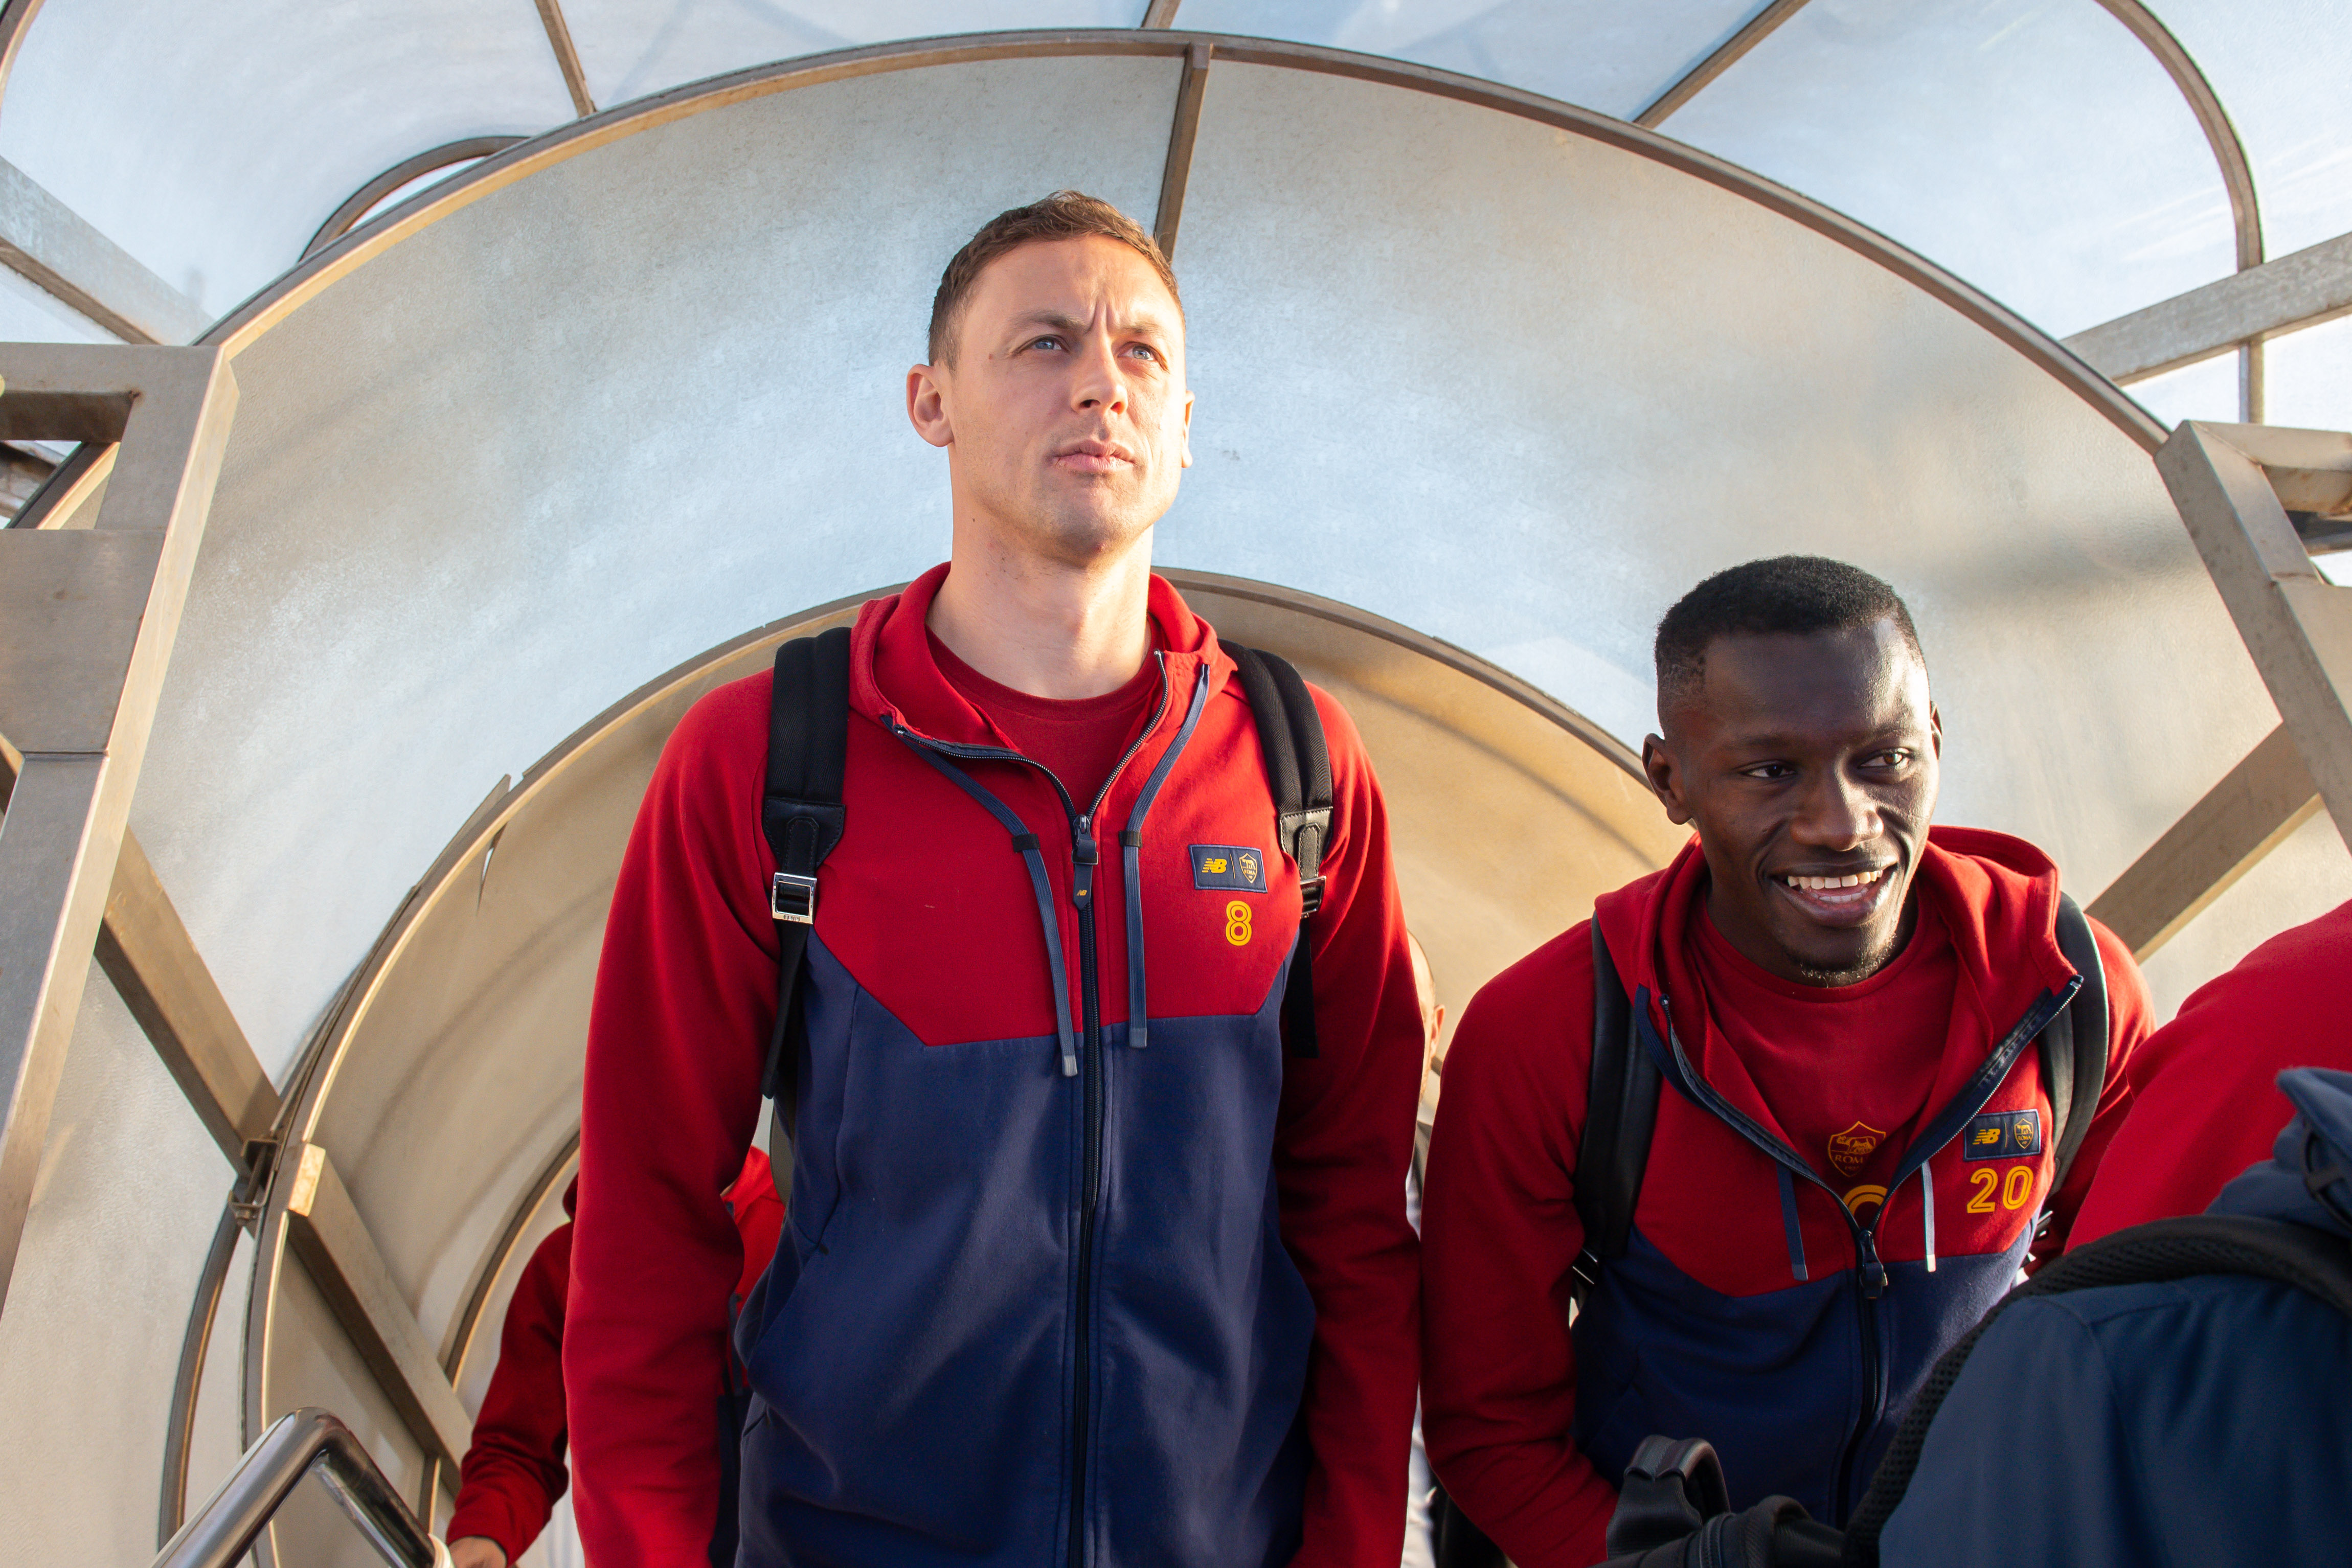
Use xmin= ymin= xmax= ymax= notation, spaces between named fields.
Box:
xmin=1179 ymin=389 xmax=1194 ymax=470
xmin=1928 ymin=701 xmax=1943 ymax=759
xmin=907 ymin=363 xmax=953 ymax=449
xmin=1642 ymin=734 xmax=1695 ymax=826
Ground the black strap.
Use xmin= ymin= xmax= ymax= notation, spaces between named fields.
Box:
xmin=759 ymin=627 xmax=852 ymax=1201
xmin=1573 ymin=918 xmax=1660 ymax=1305
xmin=2040 ymin=893 xmax=2108 ymax=1196
xmin=1226 ymin=644 xmax=1333 ymax=1058
xmin=1842 ymin=1213 xmax=2352 ymax=1565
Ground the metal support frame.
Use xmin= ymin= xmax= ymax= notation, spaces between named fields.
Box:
xmin=0 ymin=343 xmax=237 ymax=1310
xmin=2086 ymin=722 xmax=2320 ymax=959
xmin=2096 ymin=422 xmax=2352 ymax=951
xmin=1634 ymin=0 xmax=1812 ymax=128
xmin=2065 ymin=228 xmax=2352 ymax=387
xmin=305 ymin=138 xmax=527 ymax=262
xmin=1153 ymin=42 xmax=1211 ymax=259
xmin=533 ymin=0 xmax=596 ymax=119
xmin=0 ymin=157 xmax=209 ymax=345
xmin=281 ymin=1142 xmax=473 ymax=1471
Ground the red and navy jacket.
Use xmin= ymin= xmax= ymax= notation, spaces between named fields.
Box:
xmin=446 ymin=1186 xmax=574 ymax=1564
xmin=447 ymin=1155 xmax=782 ymax=1564
xmin=2070 ymin=896 xmax=2352 ymax=1248
xmin=567 ymin=567 xmax=1426 ymax=1568
xmin=1420 ymin=829 xmax=2150 ymax=1566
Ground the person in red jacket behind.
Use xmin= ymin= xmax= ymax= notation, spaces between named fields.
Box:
xmin=445 ymin=1148 xmax=781 ymax=1568
xmin=566 ymin=191 xmax=1423 ymax=1568
xmin=1421 ymin=556 xmax=2151 ymax=1567
xmin=2069 ymin=897 xmax=2352 ymax=1248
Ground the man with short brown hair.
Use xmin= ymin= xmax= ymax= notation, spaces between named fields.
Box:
xmin=566 ymin=192 xmax=1426 ymax=1568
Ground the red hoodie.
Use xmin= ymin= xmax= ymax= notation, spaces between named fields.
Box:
xmin=1421 ymin=829 xmax=2150 ymax=1565
xmin=567 ymin=567 xmax=1424 ymax=1567
xmin=2070 ymin=897 xmax=2352 ymax=1247
xmin=446 ymin=1151 xmax=782 ymax=1562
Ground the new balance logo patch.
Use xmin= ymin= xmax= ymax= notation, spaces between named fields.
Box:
xmin=1191 ymin=844 xmax=1268 ymax=893
xmin=1963 ymin=1108 xmax=2043 ymax=1161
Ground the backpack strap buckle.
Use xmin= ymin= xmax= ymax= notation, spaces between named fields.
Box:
xmin=770 ymin=870 xmax=820 ymax=924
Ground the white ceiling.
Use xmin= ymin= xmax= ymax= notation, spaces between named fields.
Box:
xmin=0 ymin=1 xmax=2343 ymax=429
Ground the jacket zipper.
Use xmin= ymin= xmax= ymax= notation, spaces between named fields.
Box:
xmin=889 ymin=656 xmax=1173 ymax=1568
xmin=1655 ymin=983 xmax=2069 ymax=1522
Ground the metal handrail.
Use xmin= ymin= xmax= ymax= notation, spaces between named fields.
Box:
xmin=152 ymin=1407 xmax=453 ymax=1568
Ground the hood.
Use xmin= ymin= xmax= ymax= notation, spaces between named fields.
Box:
xmin=847 ymin=562 xmax=1230 ymax=746
xmin=562 ymin=1174 xmax=578 ymax=1219
xmin=2210 ymin=1067 xmax=2352 ymax=1240
xmin=1592 ymin=826 xmax=2082 ymax=1144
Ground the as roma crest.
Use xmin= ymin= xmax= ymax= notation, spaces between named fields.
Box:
xmin=1827 ymin=1122 xmax=1887 ymax=1179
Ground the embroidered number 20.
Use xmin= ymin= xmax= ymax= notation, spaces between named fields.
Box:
xmin=1967 ymin=1167 xmax=2037 ymax=1214
xmin=1225 ymin=901 xmax=1252 ymax=946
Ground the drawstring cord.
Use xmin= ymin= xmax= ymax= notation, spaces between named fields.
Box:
xmin=1119 ymin=665 xmax=1211 ymax=1050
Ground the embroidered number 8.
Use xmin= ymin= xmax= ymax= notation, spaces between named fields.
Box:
xmin=1225 ymin=901 xmax=1252 ymax=946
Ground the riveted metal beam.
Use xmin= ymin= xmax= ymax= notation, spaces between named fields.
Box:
xmin=281 ymin=1142 xmax=472 ymax=1470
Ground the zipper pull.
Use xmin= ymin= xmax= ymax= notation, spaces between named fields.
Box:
xmin=1855 ymin=1228 xmax=1889 ymax=1299
xmin=1071 ymin=817 xmax=1097 ymax=907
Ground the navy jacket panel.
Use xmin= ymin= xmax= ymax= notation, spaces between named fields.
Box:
xmin=734 ymin=934 xmax=1317 ymax=1568
xmin=1882 ymin=1066 xmax=2352 ymax=1567
xmin=1880 ymin=1279 xmax=2352 ymax=1568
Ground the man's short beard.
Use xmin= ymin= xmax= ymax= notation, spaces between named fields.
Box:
xmin=1787 ymin=925 xmax=1905 ymax=988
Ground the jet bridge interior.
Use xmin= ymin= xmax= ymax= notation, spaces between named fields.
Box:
xmin=0 ymin=29 xmax=2348 ymax=1568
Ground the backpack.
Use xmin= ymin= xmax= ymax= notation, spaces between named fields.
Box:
xmin=1431 ymin=895 xmax=2111 ymax=1568
xmin=754 ymin=627 xmax=1331 ymax=1199
xmin=1582 ymin=1211 xmax=2352 ymax=1568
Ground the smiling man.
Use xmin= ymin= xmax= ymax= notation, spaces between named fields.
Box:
xmin=565 ymin=193 xmax=1424 ymax=1568
xmin=1418 ymin=556 xmax=2150 ymax=1567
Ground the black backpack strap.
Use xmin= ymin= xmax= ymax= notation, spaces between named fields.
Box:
xmin=1573 ymin=918 xmax=1661 ymax=1305
xmin=1842 ymin=1213 xmax=2352 ymax=1565
xmin=759 ymin=627 xmax=852 ymax=1201
xmin=1226 ymin=644 xmax=1333 ymax=1058
xmin=2039 ymin=893 xmax=2109 ymax=1195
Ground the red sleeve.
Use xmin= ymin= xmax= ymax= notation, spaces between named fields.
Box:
xmin=727 ymin=1147 xmax=787 ymax=1302
xmin=1419 ymin=924 xmax=1617 ymax=1568
xmin=1277 ymin=689 xmax=1426 ymax=1568
xmin=448 ymin=1225 xmax=574 ymax=1563
xmin=2031 ymin=917 xmax=2153 ymax=1261
xmin=566 ymin=680 xmax=772 ymax=1567
xmin=2068 ymin=902 xmax=2352 ymax=1248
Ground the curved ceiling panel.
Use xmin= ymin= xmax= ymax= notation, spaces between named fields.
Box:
xmin=2154 ymin=0 xmax=2352 ymax=259
xmin=561 ymin=1 xmax=1150 ymax=106
xmin=0 ymin=0 xmax=575 ymax=320
xmin=1666 ymin=0 xmax=2237 ymax=338
xmin=1170 ymin=0 xmax=1760 ymax=119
